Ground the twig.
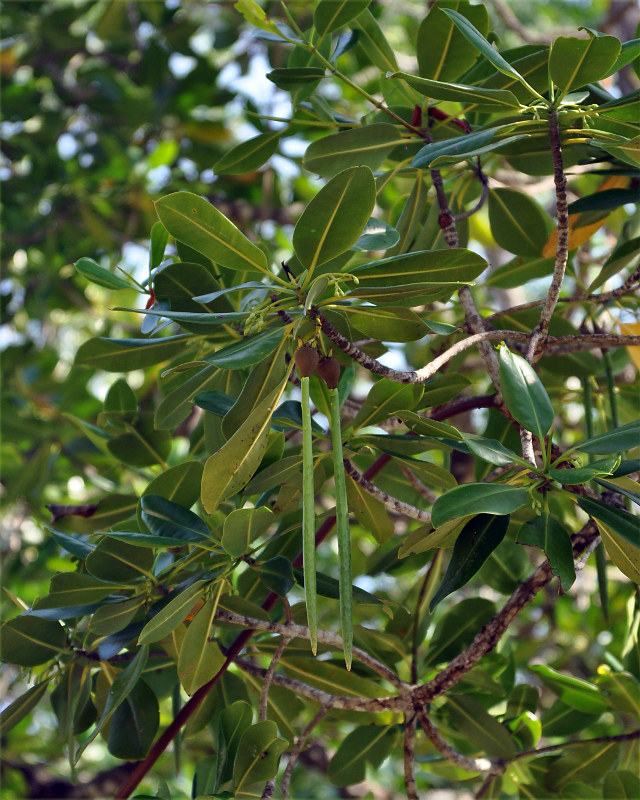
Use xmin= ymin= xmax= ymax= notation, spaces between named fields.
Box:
xmin=281 ymin=704 xmax=331 ymax=799
xmin=401 ymin=465 xmax=438 ymax=504
xmin=417 ymin=709 xmax=503 ymax=775
xmin=514 ymin=729 xmax=640 ymax=759
xmin=526 ymin=106 xmax=569 ymax=363
xmin=452 ymin=160 xmax=489 ymax=223
xmin=403 ymin=711 xmax=419 ymax=800
xmin=343 ymin=459 xmax=431 ymax=522
xmin=411 ymin=551 xmax=443 ymax=685
xmin=259 ymin=633 xmax=293 ymax=722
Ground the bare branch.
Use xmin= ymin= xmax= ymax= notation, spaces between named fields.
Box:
xmin=401 ymin=465 xmax=438 ymax=504
xmin=404 ymin=711 xmax=419 ymax=800
xmin=343 ymin=459 xmax=431 ymax=522
xmin=417 ymin=709 xmax=503 ymax=775
xmin=281 ymin=704 xmax=331 ymax=799
xmin=527 ymin=106 xmax=569 ymax=363
xmin=259 ymin=633 xmax=293 ymax=722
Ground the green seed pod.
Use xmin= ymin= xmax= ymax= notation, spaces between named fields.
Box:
xmin=317 ymin=356 xmax=341 ymax=389
xmin=294 ymin=345 xmax=319 ymax=378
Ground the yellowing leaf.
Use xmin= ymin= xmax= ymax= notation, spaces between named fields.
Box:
xmin=620 ymin=321 xmax=640 ymax=371
xmin=542 ymin=176 xmax=628 ymax=258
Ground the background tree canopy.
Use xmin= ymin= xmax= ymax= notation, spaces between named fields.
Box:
xmin=1 ymin=1 xmax=639 ymax=799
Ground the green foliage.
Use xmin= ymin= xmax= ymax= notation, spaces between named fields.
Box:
xmin=1 ymin=1 xmax=639 ymax=799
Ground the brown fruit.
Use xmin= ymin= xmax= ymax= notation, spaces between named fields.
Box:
xmin=294 ymin=345 xmax=319 ymax=378
xmin=317 ymin=356 xmax=341 ymax=389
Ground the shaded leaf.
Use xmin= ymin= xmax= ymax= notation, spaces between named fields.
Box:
xmin=178 ymin=597 xmax=226 ymax=695
xmin=75 ymin=335 xmax=190 ymax=372
xmin=517 ymin=513 xmax=576 ymax=592
xmin=328 ymin=724 xmax=397 ymax=786
xmin=303 ymin=124 xmax=403 ymax=177
xmin=233 ymin=720 xmax=287 ymax=791
xmin=499 ymin=344 xmax=554 ymax=443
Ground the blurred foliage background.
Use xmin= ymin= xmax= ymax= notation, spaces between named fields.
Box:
xmin=1 ymin=1 xmax=639 ymax=797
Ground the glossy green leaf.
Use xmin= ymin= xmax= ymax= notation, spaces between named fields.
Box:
xmin=432 ymin=483 xmax=529 ymax=527
xmin=178 ymin=597 xmax=227 ymax=695
xmin=266 ymin=66 xmax=325 ymax=89
xmin=257 ymin=555 xmax=295 ymax=596
xmin=568 ymin=188 xmax=640 ymax=214
xmin=441 ymin=8 xmax=540 ymax=97
xmin=293 ymin=166 xmax=375 ymax=280
xmin=488 ymin=188 xmax=553 ymax=257
xmin=201 ymin=380 xmax=288 ymax=513
xmin=194 ymin=390 xmax=235 ymax=417
xmin=397 ymin=411 xmax=463 ymax=440
xmin=205 ymin=327 xmax=286 ymax=369
xmin=443 ymin=694 xmax=516 ymax=759
xmin=107 ymin=679 xmax=159 ymax=759
xmin=517 ymin=513 xmax=576 ymax=592
xmin=424 ymin=598 xmax=496 ymax=666
xmin=352 ymin=217 xmax=400 ymax=251
xmin=346 ymin=473 xmax=394 ymax=545
xmin=459 ymin=432 xmax=528 ymax=466
xmin=506 ymin=684 xmax=539 ymax=718
xmin=529 ymin=665 xmax=607 ymax=714
xmin=214 ymin=130 xmax=281 ymax=174
xmin=548 ymin=456 xmax=619 ymax=484
xmin=0 ymin=616 xmax=66 ymax=667
xmin=0 ymin=680 xmax=51 ymax=735
xmin=486 ymin=254 xmax=555 ymax=289
xmin=222 ymin=507 xmax=273 ymax=558
xmin=75 ymin=258 xmax=132 ymax=290
xmin=603 ymin=770 xmax=640 ymax=799
xmin=345 ymin=306 xmax=429 ymax=343
xmin=155 ymin=191 xmax=269 ymax=275
xmin=411 ymin=128 xmax=492 ymax=168
xmin=141 ymin=494 xmax=210 ymax=543
xmin=350 ymin=247 xmax=487 ymax=287
xmin=215 ymin=700 xmax=253 ymax=790
xmin=328 ymin=724 xmax=397 ymax=786
xmin=541 ymin=699 xmax=601 ymax=736
xmin=149 ymin=220 xmax=168 ymax=271
xmin=75 ymin=335 xmax=190 ymax=372
xmin=352 ymin=9 xmax=398 ymax=73
xmin=138 ymin=581 xmax=207 ymax=645
xmin=550 ymin=33 xmax=621 ymax=102
xmin=155 ymin=365 xmax=220 ymax=429
xmin=141 ymin=461 xmax=204 ymax=511
xmin=243 ymin=454 xmax=302 ymax=495
xmin=577 ymin=496 xmax=639 ymax=550
xmin=417 ymin=1 xmax=489 ymax=82
xmin=107 ymin=415 xmax=172 ymax=467
xmin=596 ymin=476 xmax=640 ymax=507
xmin=573 ymin=419 xmax=640 ymax=454
xmin=233 ymin=720 xmax=288 ymax=791
xmin=303 ymin=124 xmax=403 ymax=177
xmin=86 ymin=537 xmax=155 ymax=583
xmin=313 ymin=0 xmax=371 ymax=38
xmin=499 ymin=344 xmax=554 ymax=442
xmin=399 ymin=519 xmax=466 ymax=557
xmin=430 ymin=514 xmax=510 ymax=610
xmin=74 ymin=645 xmax=148 ymax=762
xmin=393 ymin=72 xmax=519 ymax=108
xmin=417 ymin=374 xmax=470 ymax=408
xmin=352 ymin=379 xmax=422 ymax=431
xmin=89 ymin=596 xmax=146 ymax=635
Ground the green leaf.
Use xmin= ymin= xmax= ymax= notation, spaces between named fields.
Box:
xmin=257 ymin=555 xmax=295 ymax=596
xmin=243 ymin=454 xmax=302 ymax=495
xmin=352 ymin=217 xmax=400 ymax=251
xmin=39 ymin=572 xmax=126 ymax=606
xmin=215 ymin=700 xmax=253 ymax=790
xmin=313 ymin=0 xmax=371 ymax=39
xmin=397 ymin=411 xmax=463 ymax=441
xmin=392 ymin=73 xmax=520 ymax=108
xmin=107 ymin=415 xmax=172 ymax=467
xmin=154 ymin=191 xmax=269 ymax=275
xmin=603 ymin=770 xmax=640 ymax=799
xmin=346 ymin=473 xmax=394 ymax=545
xmin=75 ymin=258 xmax=132 ymax=290
xmin=529 ymin=665 xmax=607 ymax=714
xmin=221 ymin=507 xmax=274 ymax=558
xmin=293 ymin=166 xmax=375 ymax=280
xmin=424 ymin=598 xmax=496 ymax=666
xmin=141 ymin=461 xmax=204 ymax=510
xmin=441 ymin=8 xmax=540 ymax=97
xmin=0 ymin=615 xmax=65 ymax=667
xmin=430 ymin=514 xmax=510 ymax=610
xmin=351 ymin=247 xmax=487 ymax=288
xmin=541 ymin=700 xmax=601 ymax=736
xmin=89 ymin=596 xmax=146 ymax=635
xmin=292 ymin=567 xmax=384 ymax=607
xmin=568 ymin=188 xmax=640 ymax=214
xmin=597 ymin=669 xmax=640 ymax=716
xmin=0 ymin=680 xmax=50 ymax=735
xmin=352 ymin=9 xmax=399 ymax=74
xmin=75 ymin=335 xmax=190 ymax=372
xmin=417 ymin=1 xmax=490 ymax=82
xmin=303 ymin=124 xmax=403 ymax=177
xmin=547 ymin=741 xmax=619 ymax=788
xmin=499 ymin=344 xmax=554 ymax=443
xmin=549 ymin=457 xmax=620 ymax=484
xmin=141 ymin=495 xmax=210 ymax=543
xmin=577 ymin=496 xmax=639 ymax=550
xmin=178 ymin=596 xmax=227 ymax=695
xmin=506 ymin=684 xmax=539 ymax=718
xmin=593 ymin=519 xmax=640 ymax=584
xmin=328 ymin=724 xmax=397 ymax=786
xmin=459 ymin=432 xmax=528 ymax=466
xmin=411 ymin=129 xmax=492 ymax=168
xmin=549 ymin=33 xmax=621 ymax=103
xmin=266 ymin=67 xmax=325 ymax=89
xmin=74 ymin=645 xmax=149 ymax=762
xmin=205 ymin=327 xmax=286 ymax=369
xmin=155 ymin=365 xmax=220 ymax=429
xmin=345 ymin=306 xmax=429 ymax=343
xmin=488 ymin=188 xmax=553 ymax=257
xmin=201 ymin=380 xmax=288 ymax=513
xmin=233 ymin=720 xmax=288 ymax=791
xmin=417 ymin=374 xmax=470 ymax=408
xmin=86 ymin=537 xmax=155 ymax=583
xmin=432 ymin=483 xmax=529 ymax=527
xmin=107 ymin=679 xmax=159 ymax=759
xmin=517 ymin=513 xmax=576 ymax=592
xmin=149 ymin=220 xmax=169 ymax=271
xmin=573 ymin=419 xmax=640 ymax=454
xmin=104 ymin=378 xmax=137 ymax=413
xmin=443 ymin=695 xmax=517 ymax=759
xmin=486 ymin=255 xmax=555 ymax=289
xmin=214 ymin=130 xmax=282 ymax=174
xmin=351 ymin=379 xmax=422 ymax=431
xmin=138 ymin=581 xmax=207 ymax=645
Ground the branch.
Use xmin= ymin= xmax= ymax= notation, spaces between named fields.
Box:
xmin=259 ymin=623 xmax=293 ymax=721
xmin=514 ymin=729 xmax=640 ymax=760
xmin=401 ymin=465 xmax=438 ymax=504
xmin=527 ymin=106 xmax=569 ymax=363
xmin=281 ymin=704 xmax=331 ymax=800
xmin=404 ymin=711 xmax=419 ymax=800
xmin=213 ymin=608 xmax=409 ymax=690
xmin=417 ymin=709 xmax=503 ymax=775
xmin=343 ymin=459 xmax=431 ymax=522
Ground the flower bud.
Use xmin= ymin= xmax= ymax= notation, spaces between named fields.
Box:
xmin=294 ymin=345 xmax=319 ymax=378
